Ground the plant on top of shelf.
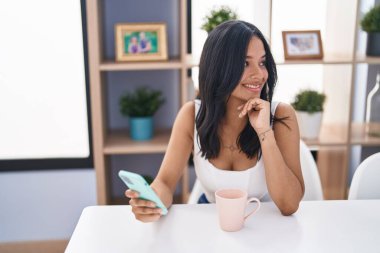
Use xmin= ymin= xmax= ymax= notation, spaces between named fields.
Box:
xmin=292 ymin=90 xmax=326 ymax=113
xmin=120 ymin=87 xmax=165 ymax=141
xmin=361 ymin=5 xmax=380 ymax=33
xmin=201 ymin=6 xmax=238 ymax=33
xmin=360 ymin=4 xmax=380 ymax=56
xmin=292 ymin=89 xmax=326 ymax=139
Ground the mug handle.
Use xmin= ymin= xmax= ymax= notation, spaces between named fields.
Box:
xmin=244 ymin=197 xmax=261 ymax=220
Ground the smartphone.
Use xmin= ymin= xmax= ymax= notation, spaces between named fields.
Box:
xmin=118 ymin=170 xmax=168 ymax=215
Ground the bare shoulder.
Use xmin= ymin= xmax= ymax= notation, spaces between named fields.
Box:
xmin=181 ymin=100 xmax=195 ymax=113
xmin=273 ymin=102 xmax=299 ymax=135
xmin=274 ymin=102 xmax=296 ymax=119
xmin=177 ymin=101 xmax=195 ymax=124
xmin=172 ymin=101 xmax=195 ymax=138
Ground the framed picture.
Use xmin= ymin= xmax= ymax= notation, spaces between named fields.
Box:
xmin=282 ymin=30 xmax=324 ymax=60
xmin=115 ymin=23 xmax=168 ymax=62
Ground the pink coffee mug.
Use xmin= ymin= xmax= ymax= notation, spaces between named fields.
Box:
xmin=215 ymin=189 xmax=261 ymax=232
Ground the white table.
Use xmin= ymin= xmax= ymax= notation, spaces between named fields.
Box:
xmin=65 ymin=200 xmax=380 ymax=253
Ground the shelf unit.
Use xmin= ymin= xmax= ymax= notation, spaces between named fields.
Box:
xmin=269 ymin=0 xmax=380 ymax=199
xmin=87 ymin=0 xmax=380 ymax=205
xmin=86 ymin=0 xmax=190 ymax=205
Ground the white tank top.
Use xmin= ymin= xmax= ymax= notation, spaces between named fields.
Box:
xmin=193 ymin=100 xmax=280 ymax=202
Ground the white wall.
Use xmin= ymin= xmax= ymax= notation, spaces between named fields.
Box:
xmin=0 ymin=169 xmax=96 ymax=242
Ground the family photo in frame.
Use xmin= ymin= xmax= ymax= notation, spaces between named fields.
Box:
xmin=115 ymin=23 xmax=168 ymax=62
xmin=282 ymin=30 xmax=324 ymax=60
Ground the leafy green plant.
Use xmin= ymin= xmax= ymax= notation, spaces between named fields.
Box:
xmin=120 ymin=87 xmax=165 ymax=117
xmin=292 ymin=90 xmax=326 ymax=113
xmin=201 ymin=6 xmax=238 ymax=33
xmin=361 ymin=5 xmax=380 ymax=32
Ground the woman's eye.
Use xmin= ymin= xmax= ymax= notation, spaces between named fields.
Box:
xmin=245 ymin=61 xmax=249 ymax=67
xmin=259 ymin=61 xmax=266 ymax=67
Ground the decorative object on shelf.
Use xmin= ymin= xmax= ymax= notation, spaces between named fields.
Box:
xmin=282 ymin=30 xmax=324 ymax=60
xmin=292 ymin=89 xmax=326 ymax=139
xmin=365 ymin=73 xmax=380 ymax=137
xmin=115 ymin=23 xmax=168 ymax=62
xmin=120 ymin=87 xmax=165 ymax=141
xmin=201 ymin=6 xmax=238 ymax=33
xmin=361 ymin=5 xmax=380 ymax=56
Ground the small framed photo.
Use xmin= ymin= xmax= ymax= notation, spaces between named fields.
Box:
xmin=115 ymin=23 xmax=168 ymax=62
xmin=282 ymin=30 xmax=324 ymax=60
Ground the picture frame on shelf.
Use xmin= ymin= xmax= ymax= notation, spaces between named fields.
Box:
xmin=282 ymin=30 xmax=324 ymax=60
xmin=115 ymin=23 xmax=168 ymax=62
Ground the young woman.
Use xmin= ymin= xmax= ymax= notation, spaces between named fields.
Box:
xmin=126 ymin=20 xmax=305 ymax=222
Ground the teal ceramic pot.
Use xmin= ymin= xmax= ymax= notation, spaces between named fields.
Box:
xmin=129 ymin=117 xmax=153 ymax=141
xmin=366 ymin=32 xmax=380 ymax=56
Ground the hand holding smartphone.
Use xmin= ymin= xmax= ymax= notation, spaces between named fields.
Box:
xmin=118 ymin=170 xmax=168 ymax=215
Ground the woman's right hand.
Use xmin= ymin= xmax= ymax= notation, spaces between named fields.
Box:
xmin=125 ymin=189 xmax=163 ymax=222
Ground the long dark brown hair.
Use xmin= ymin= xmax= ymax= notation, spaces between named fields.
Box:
xmin=196 ymin=20 xmax=280 ymax=159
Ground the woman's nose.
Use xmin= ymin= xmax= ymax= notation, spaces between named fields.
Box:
xmin=249 ymin=66 xmax=264 ymax=82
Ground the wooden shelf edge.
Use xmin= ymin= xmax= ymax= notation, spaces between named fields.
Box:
xmin=276 ymin=59 xmax=353 ymax=65
xmin=350 ymin=123 xmax=380 ymax=146
xmin=103 ymin=129 xmax=171 ymax=155
xmin=350 ymin=142 xmax=380 ymax=147
xmin=354 ymin=55 xmax=380 ymax=64
xmin=303 ymin=141 xmax=348 ymax=148
xmin=100 ymin=59 xmax=183 ymax=71
xmin=302 ymin=124 xmax=348 ymax=147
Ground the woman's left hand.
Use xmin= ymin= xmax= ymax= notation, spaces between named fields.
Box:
xmin=238 ymin=98 xmax=271 ymax=133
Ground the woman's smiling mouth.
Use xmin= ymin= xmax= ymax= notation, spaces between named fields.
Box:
xmin=243 ymin=83 xmax=262 ymax=92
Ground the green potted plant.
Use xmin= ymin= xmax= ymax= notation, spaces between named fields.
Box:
xmin=201 ymin=6 xmax=238 ymax=33
xmin=361 ymin=4 xmax=380 ymax=56
xmin=120 ymin=87 xmax=165 ymax=141
xmin=292 ymin=90 xmax=326 ymax=139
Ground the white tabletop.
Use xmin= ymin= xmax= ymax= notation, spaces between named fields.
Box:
xmin=65 ymin=200 xmax=380 ymax=253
